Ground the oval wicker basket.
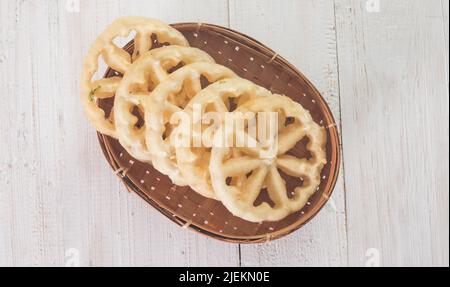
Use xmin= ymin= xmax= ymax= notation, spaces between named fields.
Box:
xmin=97 ymin=23 xmax=341 ymax=243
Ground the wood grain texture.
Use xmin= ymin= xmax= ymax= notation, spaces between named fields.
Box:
xmin=0 ymin=0 xmax=448 ymax=267
xmin=0 ymin=0 xmax=238 ymax=267
xmin=442 ymin=0 xmax=449 ymax=84
xmin=229 ymin=0 xmax=348 ymax=267
xmin=335 ymin=0 xmax=449 ymax=266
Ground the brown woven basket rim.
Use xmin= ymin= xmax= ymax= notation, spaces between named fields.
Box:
xmin=97 ymin=22 xmax=341 ymax=244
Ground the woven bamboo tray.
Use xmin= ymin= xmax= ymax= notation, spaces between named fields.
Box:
xmin=97 ymin=23 xmax=341 ymax=243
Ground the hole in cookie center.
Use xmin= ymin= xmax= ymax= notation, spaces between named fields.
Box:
xmin=150 ymin=33 xmax=171 ymax=49
xmin=162 ymin=122 xmax=174 ymax=140
xmin=200 ymin=75 xmax=212 ymax=90
xmin=166 ymin=61 xmax=186 ymax=74
xmin=287 ymin=137 xmax=313 ymax=160
xmin=285 ymin=117 xmax=295 ymax=126
xmin=129 ymin=33 xmax=171 ymax=58
xmin=92 ymin=56 xmax=109 ymax=81
xmin=113 ymin=30 xmax=137 ymax=51
xmin=228 ymin=97 xmax=238 ymax=112
xmin=131 ymin=106 xmax=145 ymax=129
xmin=97 ymin=97 xmax=115 ymax=119
xmin=278 ymin=169 xmax=305 ymax=199
xmin=253 ymin=188 xmax=275 ymax=208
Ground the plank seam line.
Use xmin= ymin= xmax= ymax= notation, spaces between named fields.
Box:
xmin=333 ymin=0 xmax=350 ymax=266
xmin=439 ymin=0 xmax=449 ymax=89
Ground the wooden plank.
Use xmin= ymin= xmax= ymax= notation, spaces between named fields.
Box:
xmin=78 ymin=0 xmax=238 ymax=267
xmin=0 ymin=0 xmax=64 ymax=267
xmin=335 ymin=0 xmax=449 ymax=266
xmin=442 ymin=0 xmax=449 ymax=81
xmin=229 ymin=0 xmax=348 ymax=267
xmin=0 ymin=0 xmax=238 ymax=267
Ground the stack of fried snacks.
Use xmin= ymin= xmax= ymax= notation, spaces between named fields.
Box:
xmin=81 ymin=17 xmax=327 ymax=223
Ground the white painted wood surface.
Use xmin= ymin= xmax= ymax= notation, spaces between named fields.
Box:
xmin=0 ymin=0 xmax=448 ymax=267
xmin=335 ymin=0 xmax=449 ymax=267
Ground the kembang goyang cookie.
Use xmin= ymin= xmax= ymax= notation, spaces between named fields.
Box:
xmin=143 ymin=62 xmax=237 ymax=186
xmin=81 ymin=17 xmax=330 ymax=223
xmin=209 ymin=95 xmax=327 ymax=222
xmin=172 ymin=78 xmax=272 ymax=199
xmin=80 ymin=17 xmax=189 ymax=137
xmin=114 ymin=46 xmax=215 ymax=162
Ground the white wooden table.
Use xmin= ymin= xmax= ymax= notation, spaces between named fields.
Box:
xmin=0 ymin=0 xmax=448 ymax=267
